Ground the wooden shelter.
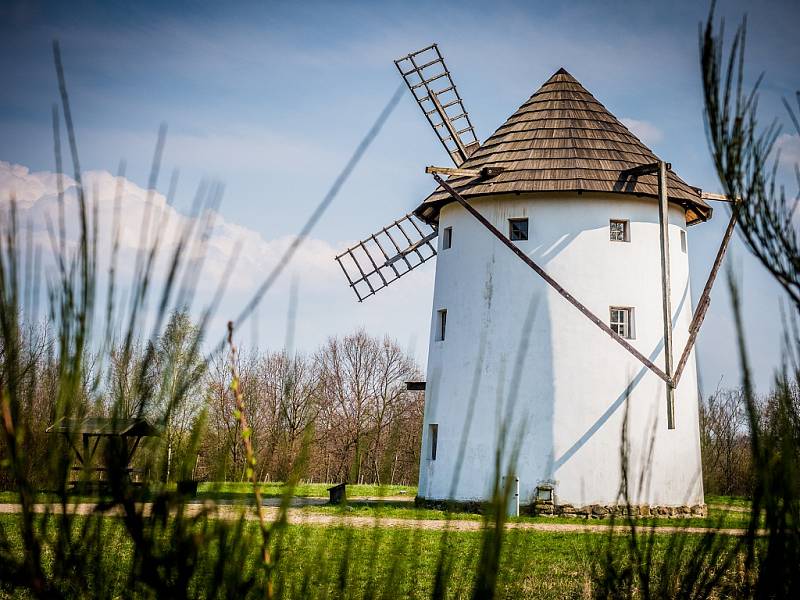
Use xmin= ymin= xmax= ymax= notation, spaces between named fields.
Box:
xmin=47 ymin=417 xmax=159 ymax=484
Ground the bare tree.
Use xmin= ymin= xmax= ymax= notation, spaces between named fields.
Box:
xmin=700 ymin=387 xmax=753 ymax=495
xmin=315 ymin=330 xmax=421 ymax=484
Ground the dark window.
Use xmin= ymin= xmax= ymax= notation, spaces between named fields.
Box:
xmin=509 ymin=218 xmax=529 ymax=241
xmin=437 ymin=309 xmax=447 ymax=341
xmin=429 ymin=424 xmax=438 ymax=460
xmin=442 ymin=227 xmax=453 ymax=250
xmin=680 ymin=230 xmax=687 ymax=252
xmin=610 ymin=219 xmax=629 ymax=242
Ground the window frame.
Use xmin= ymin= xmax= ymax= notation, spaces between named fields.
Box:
xmin=508 ymin=217 xmax=529 ymax=241
xmin=610 ymin=306 xmax=635 ymax=339
xmin=680 ymin=229 xmax=687 ymax=253
xmin=442 ymin=226 xmax=453 ymax=250
xmin=436 ymin=309 xmax=447 ymax=342
xmin=429 ymin=424 xmax=438 ymax=460
xmin=609 ymin=219 xmax=630 ymax=242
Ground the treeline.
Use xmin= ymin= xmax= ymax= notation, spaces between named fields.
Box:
xmin=201 ymin=330 xmax=424 ymax=485
xmin=0 ymin=313 xmax=424 ymax=489
xmin=699 ymin=381 xmax=800 ymax=497
xmin=10 ymin=306 xmax=796 ymax=497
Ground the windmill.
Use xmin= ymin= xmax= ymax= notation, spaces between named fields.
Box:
xmin=335 ymin=44 xmax=736 ymax=513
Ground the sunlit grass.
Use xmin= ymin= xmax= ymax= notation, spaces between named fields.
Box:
xmin=197 ymin=482 xmax=417 ymax=499
xmin=1 ymin=512 xmax=748 ymax=599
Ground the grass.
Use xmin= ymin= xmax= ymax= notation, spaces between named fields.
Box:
xmin=705 ymin=494 xmax=752 ymax=509
xmin=0 ymin=482 xmax=417 ymax=504
xmin=0 ymin=484 xmax=756 ymax=531
xmin=196 ymin=482 xmax=417 ymax=499
xmin=0 ymin=512 xmax=747 ymax=599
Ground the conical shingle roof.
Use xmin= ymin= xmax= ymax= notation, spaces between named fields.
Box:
xmin=415 ymin=68 xmax=711 ymax=225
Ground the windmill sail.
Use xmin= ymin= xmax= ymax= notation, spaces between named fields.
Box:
xmin=395 ymin=44 xmax=479 ymax=166
xmin=335 ymin=213 xmax=437 ymax=302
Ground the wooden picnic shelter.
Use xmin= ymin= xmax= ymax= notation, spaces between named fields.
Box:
xmin=46 ymin=417 xmax=159 ymax=484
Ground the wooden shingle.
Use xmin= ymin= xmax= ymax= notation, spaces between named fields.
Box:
xmin=416 ymin=68 xmax=711 ymax=226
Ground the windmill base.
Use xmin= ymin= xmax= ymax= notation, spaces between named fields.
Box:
xmin=415 ymin=497 xmax=707 ymax=519
xmin=530 ymin=501 xmax=707 ymax=519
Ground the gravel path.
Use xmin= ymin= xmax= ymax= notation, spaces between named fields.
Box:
xmin=707 ymin=504 xmax=750 ymax=513
xmin=0 ymin=502 xmax=758 ymax=536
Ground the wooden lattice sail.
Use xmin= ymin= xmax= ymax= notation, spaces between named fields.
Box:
xmin=335 ymin=213 xmax=437 ymax=302
xmin=395 ymin=44 xmax=480 ymax=166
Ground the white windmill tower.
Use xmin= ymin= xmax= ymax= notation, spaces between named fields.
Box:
xmin=335 ymin=45 xmax=736 ymax=515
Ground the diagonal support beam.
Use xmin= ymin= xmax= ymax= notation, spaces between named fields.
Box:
xmin=431 ymin=173 xmax=671 ymax=384
xmin=672 ymin=207 xmax=737 ymax=386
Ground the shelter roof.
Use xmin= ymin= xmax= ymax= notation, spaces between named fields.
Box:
xmin=47 ymin=417 xmax=159 ymax=437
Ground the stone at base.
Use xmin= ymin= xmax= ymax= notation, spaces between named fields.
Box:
xmin=531 ymin=501 xmax=707 ymax=519
xmin=415 ymin=497 xmax=707 ymax=519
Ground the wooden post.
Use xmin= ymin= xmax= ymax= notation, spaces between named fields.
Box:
xmin=657 ymin=161 xmax=676 ymax=429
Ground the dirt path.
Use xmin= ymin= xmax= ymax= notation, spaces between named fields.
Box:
xmin=0 ymin=502 xmax=758 ymax=536
xmin=256 ymin=495 xmax=414 ymax=507
xmin=707 ymin=504 xmax=750 ymax=513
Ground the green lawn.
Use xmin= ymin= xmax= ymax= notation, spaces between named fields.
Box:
xmin=705 ymin=494 xmax=753 ymax=508
xmin=196 ymin=481 xmax=417 ymax=499
xmin=0 ymin=482 xmax=417 ymax=504
xmin=0 ymin=484 xmax=757 ymax=531
xmin=0 ymin=512 xmax=745 ymax=598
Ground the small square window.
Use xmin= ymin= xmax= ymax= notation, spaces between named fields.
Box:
xmin=535 ymin=486 xmax=553 ymax=502
xmin=680 ymin=230 xmax=687 ymax=253
xmin=436 ymin=309 xmax=447 ymax=341
xmin=509 ymin=218 xmax=529 ymax=241
xmin=610 ymin=219 xmax=629 ymax=242
xmin=429 ymin=424 xmax=438 ymax=460
xmin=610 ymin=307 xmax=635 ymax=339
xmin=442 ymin=227 xmax=453 ymax=250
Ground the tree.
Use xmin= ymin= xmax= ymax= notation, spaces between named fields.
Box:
xmin=153 ymin=310 xmax=206 ymax=481
xmin=315 ymin=330 xmax=421 ymax=484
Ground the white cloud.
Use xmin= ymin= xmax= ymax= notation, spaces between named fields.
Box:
xmin=0 ymin=160 xmax=435 ymax=361
xmin=775 ymin=133 xmax=800 ymax=169
xmin=621 ymin=118 xmax=664 ymax=146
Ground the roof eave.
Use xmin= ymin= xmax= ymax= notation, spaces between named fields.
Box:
xmin=414 ymin=189 xmax=713 ymax=227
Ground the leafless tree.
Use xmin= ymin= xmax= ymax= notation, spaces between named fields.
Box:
xmin=314 ymin=330 xmax=421 ymax=484
xmin=700 ymin=387 xmax=753 ymax=495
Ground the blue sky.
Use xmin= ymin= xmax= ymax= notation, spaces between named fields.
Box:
xmin=1 ymin=0 xmax=798 ymax=393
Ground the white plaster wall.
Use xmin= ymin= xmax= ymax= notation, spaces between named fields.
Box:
xmin=418 ymin=192 xmax=704 ymax=508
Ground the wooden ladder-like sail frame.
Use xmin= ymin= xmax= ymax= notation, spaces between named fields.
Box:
xmin=335 ymin=213 xmax=438 ymax=302
xmin=395 ymin=44 xmax=480 ymax=166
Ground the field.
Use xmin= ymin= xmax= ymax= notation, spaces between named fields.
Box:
xmin=0 ymin=483 xmax=758 ymax=598
xmin=0 ymin=484 xmax=753 ymax=599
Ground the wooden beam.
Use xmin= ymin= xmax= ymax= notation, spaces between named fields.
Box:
xmin=657 ymin=161 xmax=676 ymax=430
xmin=64 ymin=432 xmax=84 ymax=465
xmin=384 ymin=230 xmax=439 ymax=266
xmin=127 ymin=435 xmax=143 ymax=465
xmin=621 ymin=162 xmax=670 ymax=177
xmin=672 ymin=209 xmax=737 ymax=386
xmin=700 ymin=192 xmax=736 ymax=202
xmin=426 ymin=165 xmax=505 ymax=179
xmin=406 ymin=51 xmax=469 ymax=166
xmin=426 ymin=165 xmax=480 ymax=177
xmin=431 ymin=173 xmax=671 ymax=384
